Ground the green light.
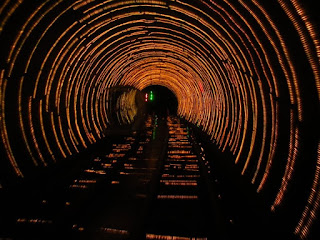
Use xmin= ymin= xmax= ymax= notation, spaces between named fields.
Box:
xmin=149 ymin=90 xmax=154 ymax=101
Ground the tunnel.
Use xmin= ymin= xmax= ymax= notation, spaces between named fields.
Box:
xmin=0 ymin=0 xmax=319 ymax=239
xmin=143 ymin=85 xmax=178 ymax=116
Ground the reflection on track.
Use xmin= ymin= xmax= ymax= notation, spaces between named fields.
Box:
xmin=2 ymin=115 xmax=226 ymax=240
xmin=145 ymin=116 xmax=215 ymax=240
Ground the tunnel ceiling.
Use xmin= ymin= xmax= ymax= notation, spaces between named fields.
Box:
xmin=0 ymin=0 xmax=319 ymax=238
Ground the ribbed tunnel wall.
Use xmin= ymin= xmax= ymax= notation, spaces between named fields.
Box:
xmin=0 ymin=0 xmax=319 ymax=238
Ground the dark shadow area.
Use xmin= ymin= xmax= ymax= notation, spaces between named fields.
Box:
xmin=143 ymin=85 xmax=178 ymax=117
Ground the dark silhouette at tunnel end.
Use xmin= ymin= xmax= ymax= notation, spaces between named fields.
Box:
xmin=143 ymin=85 xmax=178 ymax=117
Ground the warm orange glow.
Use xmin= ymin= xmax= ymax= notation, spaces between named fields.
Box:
xmin=0 ymin=1 xmax=319 ymax=238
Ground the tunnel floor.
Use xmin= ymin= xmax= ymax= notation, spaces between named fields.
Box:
xmin=0 ymin=115 xmax=293 ymax=240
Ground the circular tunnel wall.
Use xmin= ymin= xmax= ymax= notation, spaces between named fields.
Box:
xmin=0 ymin=0 xmax=319 ymax=239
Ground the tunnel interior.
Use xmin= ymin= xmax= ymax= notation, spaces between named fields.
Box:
xmin=0 ymin=0 xmax=320 ymax=239
xmin=143 ymin=85 xmax=178 ymax=116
